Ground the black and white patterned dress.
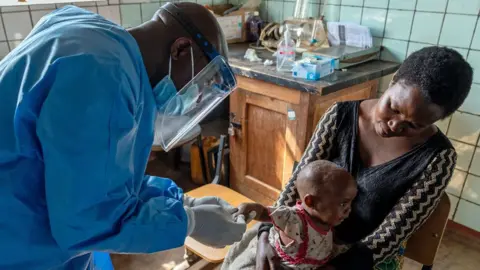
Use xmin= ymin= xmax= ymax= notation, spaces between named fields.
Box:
xmin=261 ymin=101 xmax=456 ymax=268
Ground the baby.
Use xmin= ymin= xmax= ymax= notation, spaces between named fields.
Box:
xmin=235 ymin=160 xmax=357 ymax=269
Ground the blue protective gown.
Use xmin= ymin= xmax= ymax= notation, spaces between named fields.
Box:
xmin=0 ymin=6 xmax=188 ymax=269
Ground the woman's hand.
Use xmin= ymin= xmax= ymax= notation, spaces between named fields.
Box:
xmin=256 ymin=231 xmax=279 ymax=270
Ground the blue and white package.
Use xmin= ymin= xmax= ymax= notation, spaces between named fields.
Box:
xmin=292 ymin=56 xmax=335 ymax=81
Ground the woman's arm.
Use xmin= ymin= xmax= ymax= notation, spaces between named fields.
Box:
xmin=361 ymin=148 xmax=457 ymax=264
xmin=275 ymin=103 xmax=340 ymax=207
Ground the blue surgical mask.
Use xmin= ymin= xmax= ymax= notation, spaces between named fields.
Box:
xmin=152 ymin=47 xmax=194 ymax=112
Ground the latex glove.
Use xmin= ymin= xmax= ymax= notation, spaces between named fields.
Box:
xmin=185 ymin=204 xmax=246 ymax=248
xmin=183 ymin=196 xmax=236 ymax=213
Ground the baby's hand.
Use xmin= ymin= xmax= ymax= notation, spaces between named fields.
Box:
xmin=234 ymin=203 xmax=267 ymax=223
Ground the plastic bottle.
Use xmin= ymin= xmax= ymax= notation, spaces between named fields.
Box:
xmin=276 ymin=27 xmax=296 ymax=72
xmin=246 ymin=11 xmax=263 ymax=42
xmin=293 ymin=0 xmax=308 ymax=19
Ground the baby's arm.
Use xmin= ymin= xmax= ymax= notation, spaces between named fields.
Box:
xmin=236 ymin=203 xmax=302 ymax=243
xmin=236 ymin=203 xmax=271 ymax=222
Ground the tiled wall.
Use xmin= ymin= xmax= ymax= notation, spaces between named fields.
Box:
xmin=2 ymin=0 xmax=480 ymax=232
xmin=0 ymin=0 xmax=228 ymax=57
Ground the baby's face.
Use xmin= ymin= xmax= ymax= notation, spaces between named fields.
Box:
xmin=303 ymin=176 xmax=357 ymax=226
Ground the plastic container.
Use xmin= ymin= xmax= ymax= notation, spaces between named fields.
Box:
xmin=292 ymin=56 xmax=335 ymax=81
xmin=246 ymin=11 xmax=263 ymax=42
xmin=276 ymin=27 xmax=296 ymax=72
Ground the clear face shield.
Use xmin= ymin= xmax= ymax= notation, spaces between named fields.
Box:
xmin=155 ymin=3 xmax=237 ymax=151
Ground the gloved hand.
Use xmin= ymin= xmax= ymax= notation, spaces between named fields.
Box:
xmin=185 ymin=204 xmax=246 ymax=248
xmin=184 ymin=196 xmax=236 ymax=213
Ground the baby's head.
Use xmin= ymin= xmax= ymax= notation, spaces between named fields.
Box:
xmin=296 ymin=160 xmax=357 ymax=226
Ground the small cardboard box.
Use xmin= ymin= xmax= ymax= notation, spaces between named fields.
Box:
xmin=293 ymin=55 xmax=336 ymax=81
xmin=209 ymin=4 xmax=257 ymax=44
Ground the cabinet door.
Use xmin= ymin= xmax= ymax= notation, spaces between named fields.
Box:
xmin=230 ymin=88 xmax=308 ymax=206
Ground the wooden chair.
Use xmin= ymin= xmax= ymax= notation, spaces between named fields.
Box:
xmin=184 ymin=184 xmax=258 ymax=263
xmin=404 ymin=193 xmax=450 ymax=270
xmin=183 ymin=152 xmax=450 ymax=269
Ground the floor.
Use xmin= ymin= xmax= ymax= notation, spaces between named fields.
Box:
xmin=112 ymin=154 xmax=480 ymax=270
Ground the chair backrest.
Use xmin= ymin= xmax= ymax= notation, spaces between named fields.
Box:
xmin=404 ymin=193 xmax=450 ymax=266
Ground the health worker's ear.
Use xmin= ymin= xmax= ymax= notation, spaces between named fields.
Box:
xmin=170 ymin=37 xmax=193 ymax=60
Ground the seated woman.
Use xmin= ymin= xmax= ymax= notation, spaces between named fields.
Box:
xmin=223 ymin=47 xmax=473 ymax=270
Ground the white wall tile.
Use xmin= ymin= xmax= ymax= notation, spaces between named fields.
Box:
xmin=407 ymin=42 xmax=430 ymax=56
xmin=447 ymin=169 xmax=467 ymax=197
xmin=31 ymin=10 xmax=54 ymax=26
xmin=381 ymin=38 xmax=408 ymax=62
xmin=469 ymin=148 xmax=480 ymax=175
xmin=436 ymin=116 xmax=451 ymax=134
xmin=451 ymin=47 xmax=469 ymax=59
xmin=460 ymin=83 xmax=480 ymax=115
xmin=467 ymin=50 xmax=480 ymax=84
xmin=9 ymin=40 xmax=23 ymax=50
xmin=364 ymin=0 xmax=388 ymax=8
xmin=416 ymin=0 xmax=448 ymax=12
xmin=74 ymin=1 xmax=97 ymax=7
xmin=98 ymin=6 xmax=121 ymax=25
xmin=447 ymin=193 xmax=459 ymax=220
xmin=451 ymin=140 xmax=475 ymax=171
xmin=1 ymin=6 xmax=29 ymax=12
xmin=454 ymin=199 xmax=480 ymax=231
xmin=0 ymin=15 xmax=6 ymax=41
xmin=120 ymin=4 xmax=142 ymax=28
xmin=341 ymin=0 xmax=364 ymax=6
xmin=56 ymin=3 xmax=73 ymax=9
xmin=389 ymin=0 xmax=416 ymax=10
xmin=83 ymin=6 xmax=98 ymax=13
xmin=29 ymin=4 xmax=56 ymax=10
xmin=0 ymin=41 xmax=9 ymax=58
xmin=120 ymin=0 xmax=147 ymax=3
xmin=447 ymin=0 xmax=480 ymax=15
xmin=462 ymin=174 xmax=480 ymax=205
xmin=447 ymin=112 xmax=480 ymax=145
xmin=439 ymin=14 xmax=476 ymax=49
xmin=2 ymin=12 xmax=32 ymax=40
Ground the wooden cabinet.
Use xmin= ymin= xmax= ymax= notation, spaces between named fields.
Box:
xmin=229 ymin=77 xmax=378 ymax=205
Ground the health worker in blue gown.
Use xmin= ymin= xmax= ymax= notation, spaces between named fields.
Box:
xmin=0 ymin=2 xmax=246 ymax=269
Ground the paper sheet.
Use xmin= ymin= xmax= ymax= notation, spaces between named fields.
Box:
xmin=327 ymin=22 xmax=373 ymax=49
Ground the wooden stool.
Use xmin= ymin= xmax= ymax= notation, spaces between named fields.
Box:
xmin=184 ymin=184 xmax=258 ymax=263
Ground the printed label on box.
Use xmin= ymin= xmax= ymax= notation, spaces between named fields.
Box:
xmin=217 ymin=15 xmax=242 ymax=40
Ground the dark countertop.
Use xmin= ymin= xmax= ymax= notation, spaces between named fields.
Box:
xmin=228 ymin=43 xmax=400 ymax=95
